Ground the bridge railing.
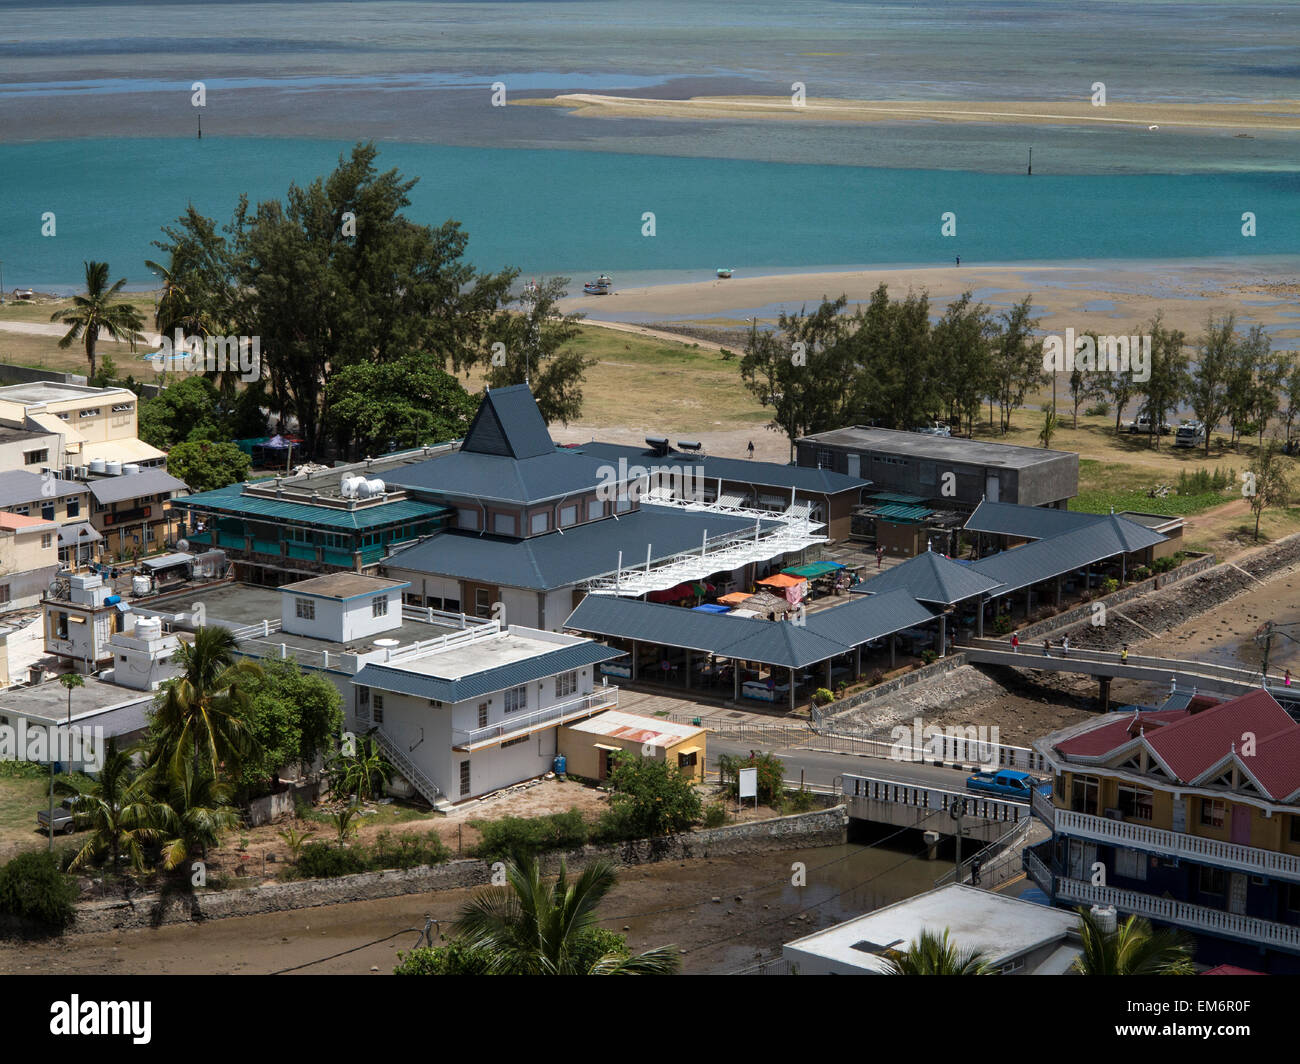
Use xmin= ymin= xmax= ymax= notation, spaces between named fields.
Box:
xmin=841 ymin=773 xmax=1029 ymax=823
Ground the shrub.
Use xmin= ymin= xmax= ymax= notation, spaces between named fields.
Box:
xmin=0 ymin=850 xmax=79 ymax=931
xmin=369 ymin=829 xmax=451 ymax=870
xmin=717 ymin=752 xmax=784 ymax=806
xmin=779 ymin=789 xmax=819 ymax=814
xmin=920 ymin=649 xmax=938 ymax=665
xmin=470 ymin=809 xmax=590 ymax=860
xmin=813 ymin=687 xmax=835 ymax=705
xmin=590 ymin=803 xmax=639 ymax=844
xmin=702 ymin=803 xmax=729 ymax=828
xmin=1084 ymin=400 xmax=1110 ymax=417
xmin=0 ymin=760 xmax=46 ymax=780
xmin=394 ymin=941 xmax=492 ymax=975
xmin=292 ymin=842 xmax=367 ymax=879
xmin=1101 ymin=577 xmax=1119 ymax=594
xmin=604 ymin=757 xmax=701 ymax=838
xmin=868 ymin=669 xmax=885 ymax=686
xmin=1131 ymin=565 xmax=1152 ymax=581
xmin=992 ymin=616 xmax=1013 ymax=636
xmin=1151 ymin=555 xmax=1178 ymax=574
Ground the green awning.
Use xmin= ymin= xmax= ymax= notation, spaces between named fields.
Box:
xmin=783 ymin=561 xmax=846 ymax=578
xmin=873 ymin=504 xmax=933 ymax=523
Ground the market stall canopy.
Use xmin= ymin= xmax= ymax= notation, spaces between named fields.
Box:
xmin=717 ymin=591 xmax=753 ymax=607
xmin=783 ymin=560 xmax=845 ymax=579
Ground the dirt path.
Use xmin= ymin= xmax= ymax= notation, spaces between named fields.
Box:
xmin=583 ymin=319 xmax=727 ymax=353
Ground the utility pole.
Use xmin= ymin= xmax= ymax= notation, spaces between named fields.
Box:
xmin=950 ymin=799 xmax=965 ymax=884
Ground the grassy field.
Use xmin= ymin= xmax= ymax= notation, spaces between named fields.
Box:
xmin=0 ymin=763 xmax=57 ymax=863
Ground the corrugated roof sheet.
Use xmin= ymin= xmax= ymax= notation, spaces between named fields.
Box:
xmin=174 ymin=483 xmax=451 ymax=531
xmin=88 ymin=469 xmax=188 ymax=504
xmin=965 ymin=500 xmax=1107 ymax=540
xmin=575 ymin=441 xmax=871 ymax=495
xmin=0 ymin=470 xmax=84 ymax=507
xmin=461 ymin=383 xmax=556 ymax=460
xmin=353 ymin=640 xmax=622 ymax=704
xmin=968 ymin=516 xmax=1165 ymax=595
xmin=873 ymin=503 xmax=932 ymax=522
xmin=385 ymin=508 xmax=775 ymax=591
xmin=855 ymin=551 xmax=1004 ymax=604
xmin=565 ymin=590 xmax=935 ymax=668
xmin=386 ymin=447 xmax=610 ymax=506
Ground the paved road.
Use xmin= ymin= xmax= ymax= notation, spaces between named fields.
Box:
xmin=0 ymin=320 xmax=163 ymax=345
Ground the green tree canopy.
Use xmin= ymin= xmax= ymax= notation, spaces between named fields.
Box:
xmin=166 ymin=439 xmax=251 ymax=493
xmin=605 ymin=753 xmax=702 ymax=837
xmin=235 ymin=659 xmax=343 ymax=797
xmin=137 ymin=376 xmax=224 ymax=449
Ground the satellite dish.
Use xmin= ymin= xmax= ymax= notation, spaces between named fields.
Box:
xmin=176 ymin=539 xmax=190 ymax=553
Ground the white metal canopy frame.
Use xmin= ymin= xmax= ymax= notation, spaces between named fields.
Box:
xmin=581 ymin=484 xmax=827 ymax=597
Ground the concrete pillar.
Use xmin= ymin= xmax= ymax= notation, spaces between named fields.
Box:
xmin=630 ymin=639 xmax=638 ymax=681
xmin=855 ymin=645 xmax=862 ymax=679
xmin=890 ymin=634 xmax=896 ymax=669
xmin=826 ymin=659 xmax=833 ymax=688
xmin=684 ymin=648 xmax=691 ymax=689
xmin=937 ymin=614 xmax=947 ymax=658
xmin=923 ymin=830 xmax=941 ymax=860
xmin=977 ymin=596 xmax=984 ymax=638
xmin=733 ymin=659 xmax=740 ymax=702
xmin=790 ymin=666 xmax=797 ymax=713
xmin=1099 ymin=675 xmax=1112 ymax=712
xmin=1121 ymin=554 xmax=1127 ymax=583
xmin=1055 ymin=576 xmax=1062 ymax=607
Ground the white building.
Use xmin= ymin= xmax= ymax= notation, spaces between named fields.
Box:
xmin=782 ymin=885 xmax=1083 ymax=975
xmin=278 ymin=573 xmax=408 ymax=644
xmin=43 ymin=571 xmax=130 ymax=672
xmin=352 ymin=624 xmax=622 ymax=804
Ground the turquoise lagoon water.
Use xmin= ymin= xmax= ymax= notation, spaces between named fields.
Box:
xmin=2 ymin=137 xmax=1297 ymax=289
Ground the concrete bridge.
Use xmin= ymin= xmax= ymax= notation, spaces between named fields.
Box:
xmin=840 ymin=772 xmax=1031 ymax=844
xmin=958 ymin=638 xmax=1291 ymax=706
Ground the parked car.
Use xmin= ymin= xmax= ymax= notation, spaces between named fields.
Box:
xmin=966 ymin=769 xmax=1051 ymax=801
xmin=1128 ymin=415 xmax=1171 ymax=435
xmin=1174 ymin=420 xmax=1206 ymax=448
xmin=36 ymin=796 xmax=82 ymax=835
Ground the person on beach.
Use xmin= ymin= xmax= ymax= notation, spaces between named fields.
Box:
xmin=955 ymin=255 xmax=961 ymax=266
xmin=1062 ymin=635 xmax=1070 ymax=657
xmin=1121 ymin=643 xmax=1130 ymax=663
xmin=1011 ymin=633 xmax=1020 ymax=653
xmin=747 ymin=440 xmax=755 ymax=458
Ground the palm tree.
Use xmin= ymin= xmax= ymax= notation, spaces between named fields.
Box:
xmin=883 ymin=928 xmax=994 ymax=975
xmin=1072 ymin=908 xmax=1196 ymax=974
xmin=50 ymin=261 xmax=147 ymax=381
xmin=58 ymin=739 xmax=162 ymax=873
xmin=327 ymin=735 xmax=391 ymax=803
xmin=154 ymin=759 xmax=242 ymax=871
xmin=455 ymin=855 xmax=680 ymax=975
xmin=150 ymin=626 xmax=261 ymax=784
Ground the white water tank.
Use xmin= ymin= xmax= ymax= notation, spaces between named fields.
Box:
xmin=89 ymin=458 xmax=107 ymax=474
xmin=123 ymin=463 xmax=141 ymax=476
xmin=357 ymin=478 xmax=386 ymax=498
xmin=105 ymin=461 xmax=123 ymax=476
xmin=1089 ymin=904 xmax=1118 ymax=933
xmin=341 ymin=475 xmax=367 ymax=498
xmin=132 ymin=575 xmax=152 ymax=596
xmin=135 ymin=616 xmax=163 ymax=641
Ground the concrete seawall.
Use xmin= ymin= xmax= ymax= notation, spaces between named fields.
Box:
xmin=59 ymin=806 xmax=848 ymax=935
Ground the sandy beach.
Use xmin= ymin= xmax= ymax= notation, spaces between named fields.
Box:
xmin=561 ymin=259 xmax=1300 ymax=345
xmin=524 ymin=94 xmax=1300 ymax=133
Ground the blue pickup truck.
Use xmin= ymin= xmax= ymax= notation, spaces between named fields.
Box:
xmin=965 ymin=769 xmax=1051 ymax=801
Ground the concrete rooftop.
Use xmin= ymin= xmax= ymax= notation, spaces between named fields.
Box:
xmin=392 ymin=628 xmax=578 ymax=680
xmin=801 ymin=426 xmax=1074 ymax=469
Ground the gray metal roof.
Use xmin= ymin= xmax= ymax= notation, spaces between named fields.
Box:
xmin=0 ymin=470 xmax=84 ymax=506
xmin=57 ymin=521 xmax=101 ymax=546
xmin=88 ymin=469 xmax=188 ymax=504
xmin=384 ymin=508 xmax=776 ymax=591
xmin=461 ymin=383 xmax=556 ymax=460
xmin=353 ymin=640 xmax=621 ymax=704
xmin=387 ymin=447 xmax=609 ymax=506
xmin=969 ymin=517 xmax=1165 ymax=595
xmin=564 ymin=591 xmax=936 ymax=669
xmin=574 ymin=442 xmax=871 ymax=496
xmin=800 ymin=426 xmax=1075 ymax=469
xmin=853 ymin=551 xmax=1004 ymax=604
xmin=964 ymin=500 xmax=1101 ymax=540
xmin=803 ymin=588 xmax=937 ymax=645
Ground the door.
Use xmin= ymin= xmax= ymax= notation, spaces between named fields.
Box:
xmin=847 ymin=454 xmax=860 ymax=479
xmin=1231 ymin=805 xmax=1251 ymax=845
xmin=1228 ymin=873 xmax=1247 ymax=915
xmin=1171 ymin=796 xmax=1186 ymax=833
xmin=984 ymin=473 xmax=1000 ymax=502
xmin=458 ymin=759 xmax=471 ymax=797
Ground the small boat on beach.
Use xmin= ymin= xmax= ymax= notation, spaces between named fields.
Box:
xmin=583 ymin=279 xmax=611 ymax=295
xmin=716 ymin=267 xmax=733 ymax=279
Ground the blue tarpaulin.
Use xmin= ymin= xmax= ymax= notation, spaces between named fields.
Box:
xmin=692 ymin=603 xmax=731 ymax=614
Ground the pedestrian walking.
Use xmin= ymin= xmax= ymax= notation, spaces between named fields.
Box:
xmin=875 ymin=545 xmax=884 ymax=569
xmin=1061 ymin=635 xmax=1070 ymax=657
xmin=1010 ymin=633 xmax=1020 ymax=654
xmin=1287 ymin=668 xmax=1292 ymax=687
xmin=1120 ymin=643 xmax=1129 ymax=663
xmin=1042 ymin=639 xmax=1050 ymax=657
xmin=747 ymin=440 xmax=755 ymax=459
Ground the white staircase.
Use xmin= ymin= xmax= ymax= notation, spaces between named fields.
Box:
xmin=369 ymin=727 xmax=451 ymax=811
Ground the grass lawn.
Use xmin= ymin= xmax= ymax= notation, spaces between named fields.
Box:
xmin=0 ymin=765 xmax=59 ymax=863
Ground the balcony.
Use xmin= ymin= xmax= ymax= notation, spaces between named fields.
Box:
xmin=453 ymin=687 xmax=619 ymax=751
xmin=1056 ymin=876 xmax=1300 ymax=954
xmin=1055 ymin=808 xmax=1300 ymax=884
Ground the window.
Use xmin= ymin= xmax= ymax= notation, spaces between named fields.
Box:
xmin=457 ymin=508 xmax=479 ymax=530
xmin=23 ymin=449 xmax=47 ymax=465
xmin=477 ymin=703 xmax=489 ymax=729
xmin=475 ymin=588 xmax=491 ymax=619
xmin=78 ymin=407 xmax=99 ymax=418
xmin=587 ymin=498 xmax=604 ymax=521
xmin=111 ymin=402 xmax=133 ymax=413
xmin=66 ymin=499 xmax=80 ymax=518
xmin=504 ymin=686 xmax=527 ymax=714
xmin=1200 ymin=798 xmax=1227 ymax=828
xmin=459 ymin=760 xmax=471 ymax=797
xmin=41 ymin=503 xmax=54 ymax=521
xmin=492 ymin=512 xmax=517 ymax=536
xmin=357 ymin=687 xmax=370 ymax=722
xmin=0 ymin=585 xmax=9 ymax=605
xmin=1288 ymin=884 xmax=1300 ymax=914
xmin=816 ymin=449 xmax=833 ymax=468
xmin=12 ymin=505 xmax=28 ymax=516
xmin=1290 ymin=815 xmax=1300 ymax=844
xmin=41 ymin=533 xmax=52 ymax=549
xmin=373 ymin=694 xmax=384 ymax=723
xmin=1114 ymin=848 xmax=1148 ymax=881
xmin=555 ymin=671 xmax=577 ymax=699
xmin=530 ymin=511 xmax=549 ymax=535
xmin=1070 ymin=775 xmax=1099 ymax=816
xmin=1198 ymin=866 xmax=1227 ymax=896
xmin=560 ymin=504 xmax=578 ymax=528
xmin=295 ymin=598 xmax=315 ymax=621
xmin=372 ymin=596 xmax=388 ymax=618
xmin=502 ymin=734 xmax=529 ymax=748
xmin=615 ymin=495 xmax=632 ymax=514
xmin=1116 ymin=783 xmax=1155 ymax=822
xmin=677 ymin=750 xmax=698 ymax=770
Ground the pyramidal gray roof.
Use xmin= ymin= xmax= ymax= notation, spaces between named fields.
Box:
xmin=461 ymin=384 xmax=556 ymax=460
xmin=855 ymin=550 xmax=1003 ymax=604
